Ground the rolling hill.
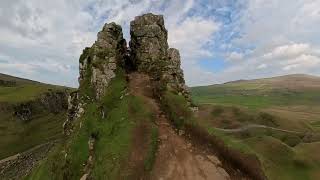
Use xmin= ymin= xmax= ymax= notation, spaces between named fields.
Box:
xmin=191 ymin=74 xmax=320 ymax=180
xmin=191 ymin=74 xmax=320 ymax=109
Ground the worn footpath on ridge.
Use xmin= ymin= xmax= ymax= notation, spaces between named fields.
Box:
xmin=128 ymin=72 xmax=232 ymax=180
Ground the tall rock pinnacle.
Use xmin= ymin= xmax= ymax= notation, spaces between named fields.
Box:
xmin=129 ymin=13 xmax=168 ymax=77
xmin=130 ymin=13 xmax=190 ymax=101
xmin=79 ymin=22 xmax=127 ymax=99
xmin=164 ymin=48 xmax=190 ymax=101
xmin=76 ymin=13 xmax=190 ymax=102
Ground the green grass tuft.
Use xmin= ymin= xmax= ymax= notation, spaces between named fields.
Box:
xmin=161 ymin=91 xmax=194 ymax=129
xmin=144 ymin=127 xmax=158 ymax=171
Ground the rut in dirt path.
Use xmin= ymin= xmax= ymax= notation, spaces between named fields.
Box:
xmin=128 ymin=73 xmax=241 ymax=180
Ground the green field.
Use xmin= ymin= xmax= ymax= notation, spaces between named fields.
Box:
xmin=191 ymin=74 xmax=320 ymax=180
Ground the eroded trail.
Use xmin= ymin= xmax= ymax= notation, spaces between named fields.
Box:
xmin=128 ymin=73 xmax=233 ymax=180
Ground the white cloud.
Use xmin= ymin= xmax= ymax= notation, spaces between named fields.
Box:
xmin=0 ymin=62 xmax=36 ymax=75
xmin=262 ymin=43 xmax=311 ymax=59
xmin=183 ymin=60 xmax=217 ymax=86
xmin=168 ymin=17 xmax=220 ymax=59
xmin=257 ymin=64 xmax=267 ymax=69
xmin=226 ymin=51 xmax=243 ymax=61
xmin=282 ymin=54 xmax=320 ymax=71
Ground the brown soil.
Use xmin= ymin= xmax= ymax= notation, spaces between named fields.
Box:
xmin=128 ymin=73 xmax=246 ymax=180
xmin=123 ymin=120 xmax=151 ymax=179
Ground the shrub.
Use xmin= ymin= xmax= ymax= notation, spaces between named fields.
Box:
xmin=282 ymin=134 xmax=301 ymax=147
xmin=256 ymin=112 xmax=278 ymax=127
xmin=161 ymin=91 xmax=194 ymax=129
xmin=211 ymin=106 xmax=224 ymax=116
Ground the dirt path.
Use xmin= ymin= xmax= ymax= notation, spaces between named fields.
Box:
xmin=128 ymin=73 xmax=234 ymax=180
xmin=214 ymin=124 xmax=304 ymax=135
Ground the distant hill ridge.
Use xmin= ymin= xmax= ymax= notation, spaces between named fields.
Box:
xmin=0 ymin=73 xmax=40 ymax=85
xmin=197 ymin=74 xmax=320 ymax=91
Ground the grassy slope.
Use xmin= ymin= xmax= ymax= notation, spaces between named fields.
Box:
xmin=191 ymin=74 xmax=320 ymax=180
xmin=191 ymin=74 xmax=320 ymax=109
xmin=27 ymin=71 xmax=158 ymax=180
xmin=191 ymin=74 xmax=320 ymax=130
xmin=0 ymin=74 xmax=69 ymax=159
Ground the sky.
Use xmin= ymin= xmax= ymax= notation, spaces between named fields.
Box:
xmin=0 ymin=0 xmax=319 ymax=87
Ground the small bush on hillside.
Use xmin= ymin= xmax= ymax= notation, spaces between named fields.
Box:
xmin=161 ymin=91 xmax=194 ymax=129
xmin=211 ymin=106 xmax=224 ymax=116
xmin=293 ymin=155 xmax=313 ymax=168
xmin=231 ymin=106 xmax=240 ymax=115
xmin=236 ymin=111 xmax=254 ymax=123
xmin=281 ymin=134 xmax=301 ymax=147
xmin=256 ymin=112 xmax=278 ymax=127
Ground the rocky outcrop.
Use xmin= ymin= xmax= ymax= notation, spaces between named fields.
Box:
xmin=62 ymin=91 xmax=85 ymax=135
xmin=129 ymin=13 xmax=190 ymax=100
xmin=13 ymin=90 xmax=68 ymax=121
xmin=14 ymin=103 xmax=32 ymax=121
xmin=163 ymin=48 xmax=191 ymax=101
xmin=79 ymin=23 xmax=127 ymax=100
xmin=129 ymin=13 xmax=168 ymax=78
xmin=39 ymin=90 xmax=68 ymax=113
xmin=77 ymin=13 xmax=190 ymax=103
xmin=64 ymin=13 xmax=192 ymax=137
xmin=64 ymin=22 xmax=127 ymax=135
